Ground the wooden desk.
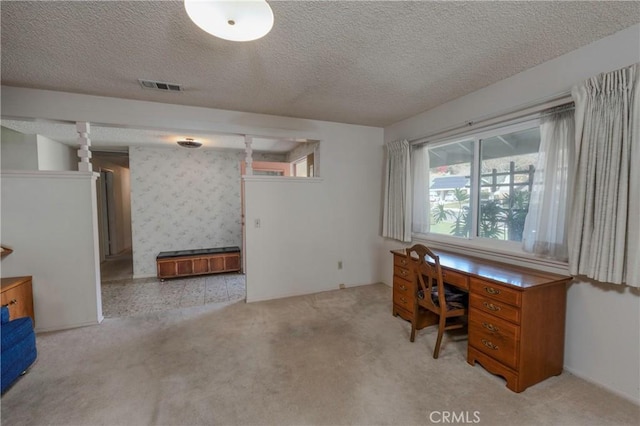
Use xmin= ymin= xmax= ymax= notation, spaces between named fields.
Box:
xmin=391 ymin=248 xmax=572 ymax=393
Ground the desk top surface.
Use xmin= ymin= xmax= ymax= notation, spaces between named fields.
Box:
xmin=1 ymin=276 xmax=32 ymax=291
xmin=391 ymin=248 xmax=572 ymax=289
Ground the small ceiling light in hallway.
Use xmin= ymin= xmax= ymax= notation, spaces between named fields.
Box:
xmin=177 ymin=138 xmax=202 ymax=148
xmin=184 ymin=0 xmax=274 ymax=42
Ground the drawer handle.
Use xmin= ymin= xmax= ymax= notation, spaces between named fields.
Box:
xmin=9 ymin=299 xmax=18 ymax=305
xmin=400 ymin=259 xmax=408 ymax=266
xmin=484 ymin=287 xmax=501 ymax=295
xmin=483 ymin=301 xmax=501 ymax=312
xmin=482 ymin=322 xmax=499 ymax=332
xmin=400 ymin=297 xmax=408 ymax=304
xmin=400 ymin=269 xmax=408 ymax=276
xmin=399 ymin=285 xmax=407 ymax=291
xmin=481 ymin=339 xmax=499 ymax=350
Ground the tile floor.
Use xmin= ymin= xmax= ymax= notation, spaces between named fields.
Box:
xmin=100 ymin=251 xmax=246 ymax=318
xmin=101 ymin=274 xmax=246 ymax=318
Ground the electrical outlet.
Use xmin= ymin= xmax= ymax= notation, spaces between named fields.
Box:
xmin=338 ymin=261 xmax=343 ymax=269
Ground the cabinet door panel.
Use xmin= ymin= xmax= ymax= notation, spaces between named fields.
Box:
xmin=158 ymin=262 xmax=176 ymax=278
xmin=225 ymin=254 xmax=240 ymax=271
xmin=193 ymin=258 xmax=209 ymax=274
xmin=176 ymin=259 xmax=193 ymax=275
xmin=210 ymin=257 xmax=225 ymax=272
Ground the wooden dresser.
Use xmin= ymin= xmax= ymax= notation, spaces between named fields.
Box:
xmin=1 ymin=276 xmax=35 ymax=325
xmin=391 ymin=249 xmax=571 ymax=393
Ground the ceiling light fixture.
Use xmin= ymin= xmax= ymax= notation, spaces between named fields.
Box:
xmin=177 ymin=138 xmax=203 ymax=148
xmin=184 ymin=0 xmax=274 ymax=42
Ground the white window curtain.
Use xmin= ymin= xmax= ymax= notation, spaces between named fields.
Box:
xmin=522 ymin=106 xmax=575 ymax=260
xmin=382 ymin=139 xmax=412 ymax=242
xmin=568 ymin=63 xmax=640 ymax=286
xmin=411 ymin=144 xmax=430 ymax=234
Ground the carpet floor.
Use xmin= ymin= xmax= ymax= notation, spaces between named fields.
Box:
xmin=1 ymin=283 xmax=637 ymax=425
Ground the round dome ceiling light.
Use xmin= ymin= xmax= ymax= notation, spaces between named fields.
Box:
xmin=184 ymin=0 xmax=274 ymax=42
xmin=177 ymin=138 xmax=203 ymax=148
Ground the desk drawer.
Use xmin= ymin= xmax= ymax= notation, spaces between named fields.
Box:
xmin=393 ymin=286 xmax=415 ymax=314
xmin=469 ymin=308 xmax=519 ymax=370
xmin=394 ymin=276 xmax=414 ymax=294
xmin=393 ymin=253 xmax=411 ymax=269
xmin=393 ymin=265 xmax=412 ymax=281
xmin=470 ymin=278 xmax=521 ymax=307
xmin=470 ymin=293 xmax=521 ymax=324
xmin=442 ymin=269 xmax=469 ymax=290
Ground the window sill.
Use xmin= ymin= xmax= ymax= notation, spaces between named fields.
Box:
xmin=412 ymin=233 xmax=570 ymax=276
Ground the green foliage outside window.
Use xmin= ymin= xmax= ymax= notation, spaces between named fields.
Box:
xmin=431 ymin=189 xmax=530 ymax=241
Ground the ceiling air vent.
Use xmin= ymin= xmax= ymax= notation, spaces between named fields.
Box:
xmin=138 ymin=79 xmax=183 ymax=92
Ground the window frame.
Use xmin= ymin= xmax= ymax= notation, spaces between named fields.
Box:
xmin=412 ymin=118 xmax=547 ymax=257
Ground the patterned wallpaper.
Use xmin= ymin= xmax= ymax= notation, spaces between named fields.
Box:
xmin=130 ymin=146 xmax=284 ymax=277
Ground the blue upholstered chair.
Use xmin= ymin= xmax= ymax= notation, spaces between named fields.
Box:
xmin=1 ymin=306 xmax=37 ymax=393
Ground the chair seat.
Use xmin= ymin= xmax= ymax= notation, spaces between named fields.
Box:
xmin=405 ymin=244 xmax=469 ymax=359
xmin=417 ymin=285 xmax=468 ymax=311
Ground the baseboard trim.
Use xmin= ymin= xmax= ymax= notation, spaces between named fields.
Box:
xmin=563 ymin=366 xmax=640 ymax=406
xmin=35 ymin=318 xmax=102 ymax=334
xmin=132 ymin=274 xmax=156 ymax=279
xmin=247 ymin=282 xmax=381 ymax=303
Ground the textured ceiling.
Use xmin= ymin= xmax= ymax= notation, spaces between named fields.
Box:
xmin=1 ymin=1 xmax=639 ymax=137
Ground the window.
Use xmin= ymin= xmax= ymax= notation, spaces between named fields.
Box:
xmin=413 ymin=121 xmax=541 ymax=245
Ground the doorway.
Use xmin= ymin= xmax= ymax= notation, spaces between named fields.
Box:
xmin=94 ymin=151 xmax=133 ymax=282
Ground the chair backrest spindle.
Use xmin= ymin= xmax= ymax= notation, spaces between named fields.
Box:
xmin=407 ymin=244 xmax=445 ymax=311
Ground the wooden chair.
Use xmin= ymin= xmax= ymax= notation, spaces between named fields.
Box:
xmin=406 ymin=244 xmax=468 ymax=359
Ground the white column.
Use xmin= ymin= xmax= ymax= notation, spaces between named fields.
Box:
xmin=76 ymin=121 xmax=92 ymax=172
xmin=244 ymin=135 xmax=253 ymax=176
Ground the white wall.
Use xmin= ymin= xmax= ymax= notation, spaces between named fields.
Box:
xmin=36 ymin=134 xmax=76 ymax=171
xmin=0 ymin=171 xmax=102 ymax=332
xmin=1 ymin=126 xmax=38 ymax=170
xmin=1 ymin=127 xmax=75 ymax=171
xmin=244 ymin=177 xmax=330 ymax=301
xmin=382 ymin=24 xmax=640 ymax=403
xmin=245 ymin=121 xmax=384 ymax=301
xmin=565 ymin=280 xmax=640 ymax=402
xmin=0 ymin=88 xmax=384 ymax=293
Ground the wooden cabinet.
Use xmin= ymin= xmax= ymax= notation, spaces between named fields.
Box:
xmin=156 ymin=249 xmax=241 ymax=280
xmin=467 ymin=277 xmax=567 ymax=393
xmin=1 ymin=276 xmax=35 ymax=325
